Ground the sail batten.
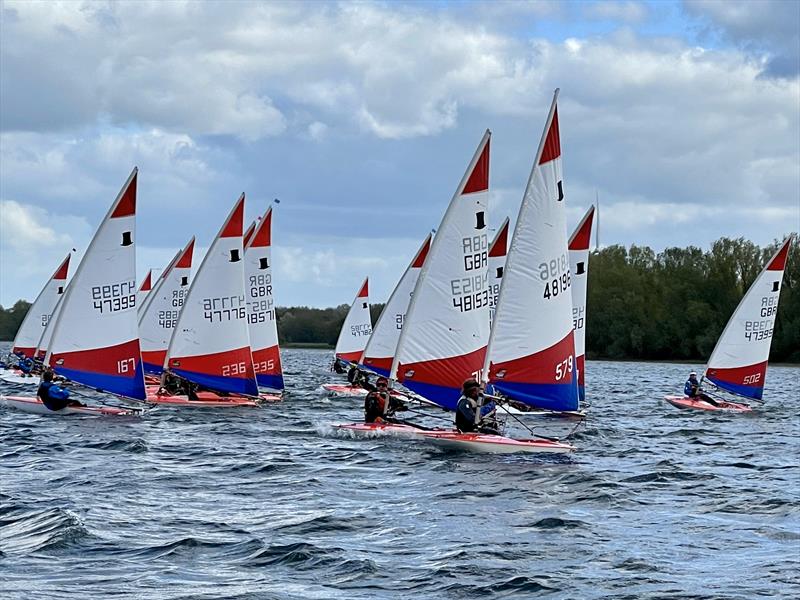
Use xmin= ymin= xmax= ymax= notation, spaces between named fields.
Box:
xmin=485 ymin=90 xmax=579 ymax=412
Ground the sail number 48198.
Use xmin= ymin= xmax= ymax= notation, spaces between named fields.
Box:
xmin=540 ymin=254 xmax=571 ymax=300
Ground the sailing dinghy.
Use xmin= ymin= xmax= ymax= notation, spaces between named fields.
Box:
xmin=245 ymin=206 xmax=284 ymax=395
xmin=322 ymin=278 xmax=373 ymax=397
xmin=499 ymin=204 xmax=595 ymax=419
xmin=150 ymin=194 xmax=262 ymax=407
xmin=0 ymin=254 xmax=71 ymax=384
xmin=664 ymin=236 xmax=794 ymax=412
xmin=416 ymin=97 xmax=577 ymax=453
xmin=2 ymin=168 xmax=146 ymax=416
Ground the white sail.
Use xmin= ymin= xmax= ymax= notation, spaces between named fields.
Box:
xmin=333 ymin=278 xmax=372 ymax=363
xmin=484 ymin=89 xmax=579 ymax=412
xmin=362 ymin=234 xmax=432 ymax=377
xmin=704 ymin=236 xmax=794 ymax=400
xmin=569 ymin=205 xmax=595 ymax=403
xmin=12 ymin=253 xmax=71 ymax=358
xmin=488 ymin=217 xmax=509 ymax=329
xmin=45 ymin=168 xmax=145 ymax=400
xmin=139 ymin=237 xmax=195 ymax=374
xmin=245 ymin=206 xmax=283 ymax=390
xmin=164 ymin=194 xmax=258 ymax=396
xmin=392 ymin=130 xmax=491 ymax=411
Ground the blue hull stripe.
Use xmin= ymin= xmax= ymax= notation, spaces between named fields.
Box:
xmin=171 ymin=368 xmax=258 ymax=396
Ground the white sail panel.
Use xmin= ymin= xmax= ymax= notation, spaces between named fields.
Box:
xmin=165 ymin=194 xmax=257 ymax=396
xmin=45 ymin=168 xmax=145 ymax=400
xmin=362 ymin=234 xmax=432 ymax=376
xmin=488 ymin=217 xmax=509 ymax=329
xmin=334 ymin=278 xmax=372 ymax=363
xmin=569 ymin=205 xmax=595 ymax=403
xmin=12 ymin=253 xmax=71 ymax=358
xmin=704 ymin=236 xmax=793 ymax=400
xmin=245 ymin=207 xmax=283 ymax=391
xmin=35 ymin=288 xmax=65 ymax=359
xmin=392 ymin=131 xmax=491 ymax=411
xmin=139 ymin=238 xmax=195 ymax=374
xmin=485 ymin=91 xmax=579 ymax=412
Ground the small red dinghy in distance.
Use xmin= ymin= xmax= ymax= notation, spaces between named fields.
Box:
xmin=663 ymin=235 xmax=794 ymax=413
xmin=1 ymin=395 xmax=141 ymax=417
xmin=663 ymin=396 xmax=752 ymax=413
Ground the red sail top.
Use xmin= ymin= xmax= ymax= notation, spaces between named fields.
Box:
xmin=53 ymin=254 xmax=71 ymax=280
xmin=110 ymin=168 xmax=137 ymax=218
xmin=568 ymin=205 xmax=595 ymax=251
xmin=489 ymin=218 xmax=509 ymax=258
xmin=220 ymin=194 xmax=245 ymax=238
xmin=539 ymin=107 xmax=561 ymax=165
xmin=412 ymin=234 xmax=432 ymax=268
xmin=139 ymin=270 xmax=152 ymax=292
xmin=766 ymin=236 xmax=793 ymax=271
xmin=175 ymin=238 xmax=195 ymax=269
xmin=357 ymin=278 xmax=369 ymax=298
xmin=462 ymin=136 xmax=490 ymax=194
xmin=249 ymin=208 xmax=273 ymax=248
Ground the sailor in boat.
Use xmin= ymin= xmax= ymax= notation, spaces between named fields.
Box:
xmin=347 ymin=364 xmax=370 ymax=389
xmin=37 ymin=369 xmax=84 ymax=411
xmin=684 ymin=371 xmax=719 ymax=407
xmin=455 ymin=378 xmax=501 ymax=435
xmin=332 ymin=358 xmax=348 ymax=375
xmin=16 ymin=356 xmax=37 ymax=378
xmin=364 ymin=376 xmax=407 ymax=423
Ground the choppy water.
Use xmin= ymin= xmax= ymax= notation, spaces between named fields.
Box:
xmin=1 ymin=346 xmax=798 ymax=599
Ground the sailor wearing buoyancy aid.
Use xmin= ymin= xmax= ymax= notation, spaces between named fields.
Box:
xmin=364 ymin=376 xmax=405 ymax=423
xmin=37 ymin=370 xmax=82 ymax=411
xmin=455 ymin=378 xmax=499 ymax=434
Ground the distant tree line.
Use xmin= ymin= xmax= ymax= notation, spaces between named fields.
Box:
xmin=1 ymin=237 xmax=797 ymax=362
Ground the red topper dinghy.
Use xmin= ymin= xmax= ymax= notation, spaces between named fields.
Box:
xmin=1 ymin=395 xmax=141 ymax=417
xmin=332 ymin=422 xmax=429 ymax=438
xmin=663 ymin=396 xmax=752 ymax=413
xmin=418 ymin=430 xmax=575 ymax=454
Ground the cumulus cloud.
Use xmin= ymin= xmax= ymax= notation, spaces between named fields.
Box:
xmin=0 ymin=0 xmax=797 ymax=306
xmin=684 ymin=0 xmax=800 ymax=79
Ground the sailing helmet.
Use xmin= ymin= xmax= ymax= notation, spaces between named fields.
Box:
xmin=689 ymin=371 xmax=697 ymax=377
xmin=462 ymin=378 xmax=480 ymax=393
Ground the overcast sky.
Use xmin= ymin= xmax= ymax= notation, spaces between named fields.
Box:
xmin=1 ymin=0 xmax=798 ymax=308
